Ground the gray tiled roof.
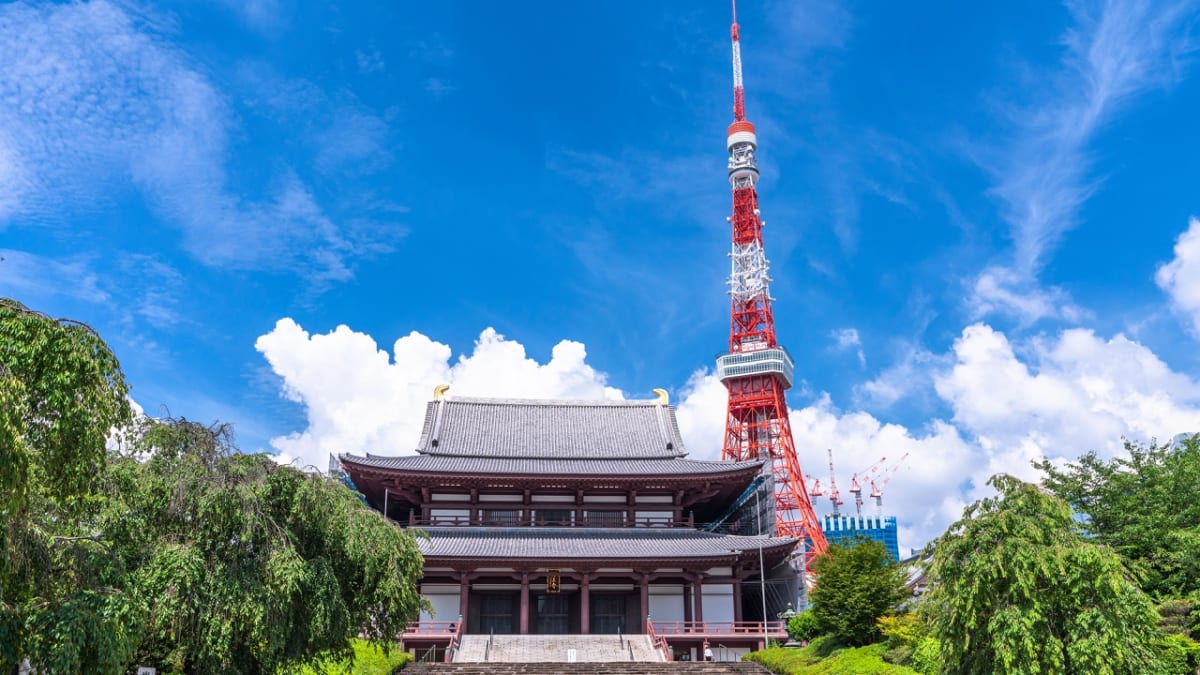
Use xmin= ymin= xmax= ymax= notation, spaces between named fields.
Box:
xmin=341 ymin=452 xmax=762 ymax=477
xmin=417 ymin=527 xmax=796 ymax=560
xmin=414 ymin=397 xmax=688 ymax=459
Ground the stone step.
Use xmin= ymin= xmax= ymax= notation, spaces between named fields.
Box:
xmin=402 ymin=663 xmax=770 ymax=674
xmin=454 ymin=634 xmax=663 ymax=663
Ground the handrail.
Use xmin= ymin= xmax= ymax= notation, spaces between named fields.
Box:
xmin=417 ymin=645 xmax=438 ymax=663
xmin=646 ymin=617 xmax=672 ymax=662
xmin=628 ymin=641 xmax=634 ymax=661
xmin=650 ymin=620 xmax=787 ymax=637
xmin=442 ymin=619 xmax=465 ymax=663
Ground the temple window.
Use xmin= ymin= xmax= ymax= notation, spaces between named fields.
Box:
xmin=584 ymin=510 xmax=624 ymax=527
xmin=481 ymin=509 xmax=523 ymax=526
xmin=533 ymin=509 xmax=573 ymax=526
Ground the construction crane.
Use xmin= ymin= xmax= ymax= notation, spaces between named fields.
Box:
xmin=848 ymin=455 xmax=886 ymax=517
xmin=825 ymin=449 xmax=845 ymax=517
xmin=869 ymin=452 xmax=910 ymax=516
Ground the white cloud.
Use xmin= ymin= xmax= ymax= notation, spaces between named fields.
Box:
xmin=256 ymin=318 xmax=1200 ymax=553
xmin=1156 ymin=217 xmax=1200 ymax=337
xmin=969 ymin=266 xmax=1089 ymax=324
xmin=985 ymin=0 xmax=1194 ymax=277
xmin=830 ymin=328 xmax=865 ymax=366
xmin=0 ymin=1 xmax=390 ymax=282
xmin=0 ymin=249 xmax=109 ymax=303
xmin=255 ymin=320 xmax=622 ymax=469
xmin=936 ymin=323 xmax=1200 ymax=462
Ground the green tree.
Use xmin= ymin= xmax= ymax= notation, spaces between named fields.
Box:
xmin=1035 ymin=437 xmax=1200 ymax=600
xmin=787 ymin=609 xmax=820 ymax=642
xmin=0 ymin=299 xmax=139 ymax=673
xmin=923 ymin=474 xmax=1166 ymax=675
xmin=809 ymin=538 xmax=909 ymax=646
xmin=102 ymin=418 xmax=427 ymax=674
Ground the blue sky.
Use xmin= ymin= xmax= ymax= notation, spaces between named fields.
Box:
xmin=3 ymin=0 xmax=1200 ymax=549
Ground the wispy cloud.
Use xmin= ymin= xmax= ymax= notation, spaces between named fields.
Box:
xmin=0 ymin=249 xmax=109 ymax=303
xmin=831 ymin=327 xmax=867 ymax=367
xmin=0 ymin=1 xmax=396 ymax=284
xmin=972 ymin=0 xmax=1196 ymax=316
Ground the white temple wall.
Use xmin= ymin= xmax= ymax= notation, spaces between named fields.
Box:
xmin=648 ymin=585 xmax=685 ymax=623
xmin=419 ymin=584 xmax=459 ymax=622
xmin=701 ymin=583 xmax=734 ymax=623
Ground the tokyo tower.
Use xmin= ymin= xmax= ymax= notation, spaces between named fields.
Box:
xmin=716 ymin=1 xmax=828 ymax=571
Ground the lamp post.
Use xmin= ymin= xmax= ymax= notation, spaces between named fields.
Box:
xmin=754 ymin=485 xmax=768 ymax=651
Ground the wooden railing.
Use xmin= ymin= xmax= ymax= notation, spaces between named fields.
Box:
xmin=406 ymin=515 xmax=696 ymax=529
xmin=444 ymin=620 xmax=465 ymax=663
xmin=402 ymin=620 xmax=460 ymax=637
xmin=646 ymin=618 xmax=673 ymax=662
xmin=649 ymin=620 xmax=787 ymax=638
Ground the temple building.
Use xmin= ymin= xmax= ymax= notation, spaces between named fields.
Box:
xmin=340 ymin=389 xmax=793 ymax=661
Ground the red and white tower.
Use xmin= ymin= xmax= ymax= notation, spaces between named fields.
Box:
xmin=716 ymin=2 xmax=828 ymax=571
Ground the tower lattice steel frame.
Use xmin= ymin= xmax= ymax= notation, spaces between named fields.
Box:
xmin=716 ymin=2 xmax=828 ymax=573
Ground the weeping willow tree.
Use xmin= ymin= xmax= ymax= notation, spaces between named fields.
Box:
xmin=0 ymin=299 xmax=139 ymax=673
xmin=103 ymin=418 xmax=427 ymax=674
xmin=1 ymin=299 xmax=426 ymax=673
xmin=922 ymin=474 xmax=1168 ymax=675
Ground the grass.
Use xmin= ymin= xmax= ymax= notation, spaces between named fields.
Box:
xmin=287 ymin=639 xmax=412 ymax=674
xmin=744 ymin=637 xmax=919 ymax=675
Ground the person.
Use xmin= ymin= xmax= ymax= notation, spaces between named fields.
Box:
xmin=703 ymin=642 xmax=714 ymax=662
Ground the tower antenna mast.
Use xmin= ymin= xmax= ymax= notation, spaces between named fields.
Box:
xmin=716 ymin=0 xmax=828 ymax=573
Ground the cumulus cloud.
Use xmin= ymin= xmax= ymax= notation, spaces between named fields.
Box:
xmin=257 ymin=318 xmax=1200 ymax=552
xmin=1156 ymin=217 xmax=1200 ymax=337
xmin=255 ymin=319 xmax=622 ymax=468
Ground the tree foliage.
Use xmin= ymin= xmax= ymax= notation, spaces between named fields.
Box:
xmin=923 ymin=474 xmax=1167 ymax=675
xmin=1 ymin=299 xmax=426 ymax=673
xmin=104 ymin=417 xmax=428 ymax=674
xmin=1 ymin=298 xmax=138 ymax=673
xmin=809 ymin=538 xmax=909 ymax=647
xmin=787 ymin=609 xmax=820 ymax=643
xmin=1036 ymin=437 xmax=1200 ymax=600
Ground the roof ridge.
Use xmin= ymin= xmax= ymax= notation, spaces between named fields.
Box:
xmin=441 ymin=396 xmax=667 ymax=407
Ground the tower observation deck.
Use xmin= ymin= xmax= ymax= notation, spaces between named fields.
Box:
xmin=718 ymin=2 xmax=828 ymax=573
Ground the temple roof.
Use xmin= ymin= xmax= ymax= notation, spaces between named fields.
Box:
xmin=418 ymin=526 xmax=796 ymax=561
xmin=340 ymin=452 xmax=762 ymax=477
xmin=414 ymin=397 xmax=687 ymax=459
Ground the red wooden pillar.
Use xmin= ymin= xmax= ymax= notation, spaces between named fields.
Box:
xmin=520 ymin=572 xmax=530 ymax=634
xmin=693 ymin=576 xmax=705 ymax=625
xmin=732 ymin=574 xmax=743 ymax=622
xmin=458 ymin=574 xmax=470 ymax=626
xmin=639 ymin=574 xmax=649 ymax=633
xmin=580 ymin=573 xmax=591 ymax=635
xmin=682 ymin=580 xmax=693 ymax=625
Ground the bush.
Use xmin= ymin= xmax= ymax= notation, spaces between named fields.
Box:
xmin=788 ymin=610 xmax=821 ymax=643
xmin=1157 ymin=633 xmax=1200 ymax=675
xmin=743 ymin=640 xmax=920 ymax=674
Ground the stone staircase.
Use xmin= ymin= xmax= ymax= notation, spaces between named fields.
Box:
xmin=403 ymin=664 xmax=770 ymax=674
xmin=453 ymin=634 xmax=663 ymax=663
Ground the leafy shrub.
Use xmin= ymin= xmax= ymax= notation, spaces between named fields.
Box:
xmin=788 ymin=610 xmax=821 ymax=642
xmin=909 ymin=636 xmax=941 ymax=675
xmin=743 ymin=640 xmax=919 ymax=674
xmin=1157 ymin=633 xmax=1200 ymax=675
